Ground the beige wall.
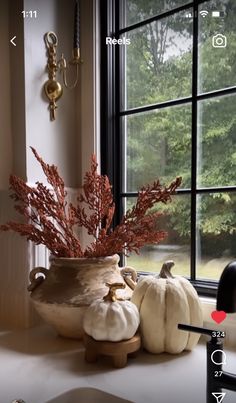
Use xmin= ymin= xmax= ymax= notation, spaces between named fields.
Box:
xmin=0 ymin=0 xmax=98 ymax=327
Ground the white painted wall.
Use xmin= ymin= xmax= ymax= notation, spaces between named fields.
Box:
xmin=0 ymin=0 xmax=98 ymax=188
xmin=24 ymin=0 xmax=78 ymax=186
xmin=0 ymin=1 xmax=13 ymax=189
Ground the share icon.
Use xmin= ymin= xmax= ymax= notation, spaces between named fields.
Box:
xmin=212 ymin=392 xmax=226 ymax=403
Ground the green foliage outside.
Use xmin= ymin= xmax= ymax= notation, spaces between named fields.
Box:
xmin=123 ymin=0 xmax=236 ymax=278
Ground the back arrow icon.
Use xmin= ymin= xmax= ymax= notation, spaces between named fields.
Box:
xmin=10 ymin=36 xmax=16 ymax=46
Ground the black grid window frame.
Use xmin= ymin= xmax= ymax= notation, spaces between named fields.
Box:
xmin=100 ymin=0 xmax=236 ymax=297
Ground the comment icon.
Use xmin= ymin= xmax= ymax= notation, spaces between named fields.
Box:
xmin=211 ymin=349 xmax=227 ymax=366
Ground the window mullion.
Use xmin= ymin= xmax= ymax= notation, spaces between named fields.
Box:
xmin=191 ymin=1 xmax=199 ymax=282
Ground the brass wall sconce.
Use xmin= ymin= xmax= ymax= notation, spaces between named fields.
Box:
xmin=44 ymin=1 xmax=80 ymax=121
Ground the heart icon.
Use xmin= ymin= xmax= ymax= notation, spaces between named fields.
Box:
xmin=211 ymin=310 xmax=227 ymax=324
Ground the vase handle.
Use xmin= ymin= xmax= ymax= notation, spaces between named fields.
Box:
xmin=120 ymin=266 xmax=137 ymax=290
xmin=28 ymin=267 xmax=48 ymax=292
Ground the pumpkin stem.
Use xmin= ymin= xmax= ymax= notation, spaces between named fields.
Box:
xmin=103 ymin=282 xmax=125 ymax=302
xmin=159 ymin=261 xmax=175 ymax=279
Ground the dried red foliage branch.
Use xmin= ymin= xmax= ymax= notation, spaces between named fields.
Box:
xmin=0 ymin=148 xmax=182 ymax=258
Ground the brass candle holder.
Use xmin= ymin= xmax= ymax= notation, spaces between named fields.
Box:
xmin=44 ymin=31 xmax=81 ymax=121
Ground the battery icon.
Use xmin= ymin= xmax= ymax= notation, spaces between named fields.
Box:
xmin=212 ymin=11 xmax=225 ymax=17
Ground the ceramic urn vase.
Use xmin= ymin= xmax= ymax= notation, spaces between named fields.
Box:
xmin=28 ymin=254 xmax=137 ymax=339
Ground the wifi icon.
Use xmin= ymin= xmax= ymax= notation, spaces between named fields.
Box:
xmin=200 ymin=10 xmax=209 ymax=17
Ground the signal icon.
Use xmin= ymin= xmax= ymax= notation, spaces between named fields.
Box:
xmin=200 ymin=10 xmax=209 ymax=18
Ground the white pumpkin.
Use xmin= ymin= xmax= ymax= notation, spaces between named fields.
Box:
xmin=131 ymin=261 xmax=203 ymax=354
xmin=83 ymin=282 xmax=140 ymax=342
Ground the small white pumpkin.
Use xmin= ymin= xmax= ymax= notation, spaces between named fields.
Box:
xmin=131 ymin=261 xmax=203 ymax=354
xmin=83 ymin=282 xmax=140 ymax=342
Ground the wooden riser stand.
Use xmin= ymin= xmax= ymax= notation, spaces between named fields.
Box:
xmin=83 ymin=333 xmax=141 ymax=368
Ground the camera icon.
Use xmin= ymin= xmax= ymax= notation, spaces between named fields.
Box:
xmin=212 ymin=34 xmax=227 ymax=48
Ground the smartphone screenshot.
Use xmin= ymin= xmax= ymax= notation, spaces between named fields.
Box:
xmin=0 ymin=1 xmax=236 ymax=402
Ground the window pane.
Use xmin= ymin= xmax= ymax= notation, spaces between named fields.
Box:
xmin=197 ymin=94 xmax=236 ymax=188
xmin=198 ymin=0 xmax=236 ymax=94
xmin=120 ymin=0 xmax=190 ymax=28
xmin=124 ymin=104 xmax=191 ymax=192
xmin=126 ymin=195 xmax=191 ymax=276
xmin=121 ymin=11 xmax=193 ymax=110
xmin=196 ymin=192 xmax=236 ymax=280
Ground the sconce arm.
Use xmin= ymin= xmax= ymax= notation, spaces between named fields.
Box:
xmin=58 ymin=49 xmax=81 ymax=89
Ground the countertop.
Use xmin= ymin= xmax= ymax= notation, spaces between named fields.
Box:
xmin=0 ymin=325 xmax=236 ymax=403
